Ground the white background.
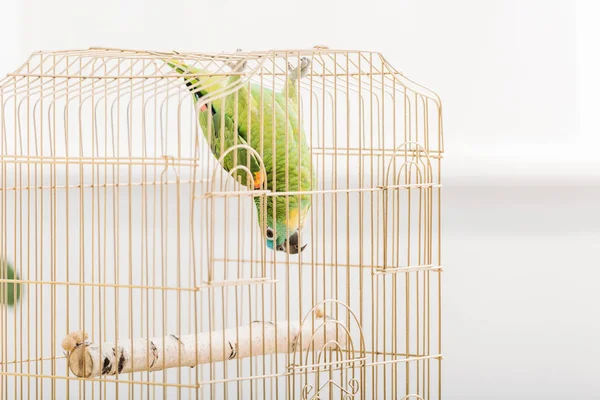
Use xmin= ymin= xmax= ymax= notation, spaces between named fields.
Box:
xmin=1 ymin=0 xmax=599 ymax=398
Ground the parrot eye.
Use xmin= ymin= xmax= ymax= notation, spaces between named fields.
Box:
xmin=265 ymin=227 xmax=275 ymax=239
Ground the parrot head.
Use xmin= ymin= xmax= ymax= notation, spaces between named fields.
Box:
xmin=257 ymin=197 xmax=308 ymax=255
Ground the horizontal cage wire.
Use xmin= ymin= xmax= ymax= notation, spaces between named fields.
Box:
xmin=0 ymin=47 xmax=444 ymax=399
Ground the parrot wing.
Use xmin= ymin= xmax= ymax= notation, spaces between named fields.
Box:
xmin=206 ymin=110 xmax=265 ymax=190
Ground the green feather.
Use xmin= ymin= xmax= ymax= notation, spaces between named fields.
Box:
xmin=1 ymin=260 xmax=21 ymax=307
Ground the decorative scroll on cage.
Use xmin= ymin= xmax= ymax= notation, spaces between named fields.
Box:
xmin=0 ymin=47 xmax=443 ymax=399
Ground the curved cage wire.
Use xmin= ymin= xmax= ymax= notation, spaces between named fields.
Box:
xmin=0 ymin=47 xmax=444 ymax=399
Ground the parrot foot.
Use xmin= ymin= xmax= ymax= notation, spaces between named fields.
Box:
xmin=225 ymin=49 xmax=247 ymax=72
xmin=289 ymin=57 xmax=311 ymax=81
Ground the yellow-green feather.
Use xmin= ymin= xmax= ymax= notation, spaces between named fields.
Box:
xmin=1 ymin=260 xmax=21 ymax=306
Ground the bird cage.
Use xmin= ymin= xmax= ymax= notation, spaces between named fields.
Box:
xmin=0 ymin=47 xmax=444 ymax=399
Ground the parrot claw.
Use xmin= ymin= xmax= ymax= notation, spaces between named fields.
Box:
xmin=226 ymin=49 xmax=247 ymax=72
xmin=299 ymin=57 xmax=311 ymax=76
xmin=289 ymin=57 xmax=311 ymax=81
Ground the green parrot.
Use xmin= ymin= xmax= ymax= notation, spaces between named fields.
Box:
xmin=0 ymin=259 xmax=21 ymax=306
xmin=168 ymin=53 xmax=314 ymax=254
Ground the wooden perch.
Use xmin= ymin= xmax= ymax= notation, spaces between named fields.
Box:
xmin=62 ymin=311 xmax=344 ymax=378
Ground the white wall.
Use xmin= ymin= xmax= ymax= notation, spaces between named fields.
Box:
xmin=3 ymin=0 xmax=598 ymax=398
xmin=15 ymin=0 xmax=587 ymax=182
xmin=0 ymin=0 xmax=19 ymax=76
xmin=577 ymin=0 xmax=600 ymax=164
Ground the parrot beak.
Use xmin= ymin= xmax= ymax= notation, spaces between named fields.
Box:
xmin=283 ymin=231 xmax=307 ymax=254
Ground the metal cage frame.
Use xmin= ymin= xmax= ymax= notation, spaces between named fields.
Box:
xmin=0 ymin=47 xmax=444 ymax=399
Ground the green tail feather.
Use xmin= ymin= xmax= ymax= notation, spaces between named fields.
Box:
xmin=166 ymin=60 xmax=192 ymax=75
xmin=166 ymin=60 xmax=202 ymax=96
xmin=1 ymin=260 xmax=21 ymax=306
xmin=166 ymin=59 xmax=227 ymax=104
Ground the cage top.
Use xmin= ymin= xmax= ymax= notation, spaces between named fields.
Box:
xmin=0 ymin=47 xmax=441 ymax=104
xmin=10 ymin=47 xmax=391 ymax=73
xmin=18 ymin=46 xmax=388 ymax=61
